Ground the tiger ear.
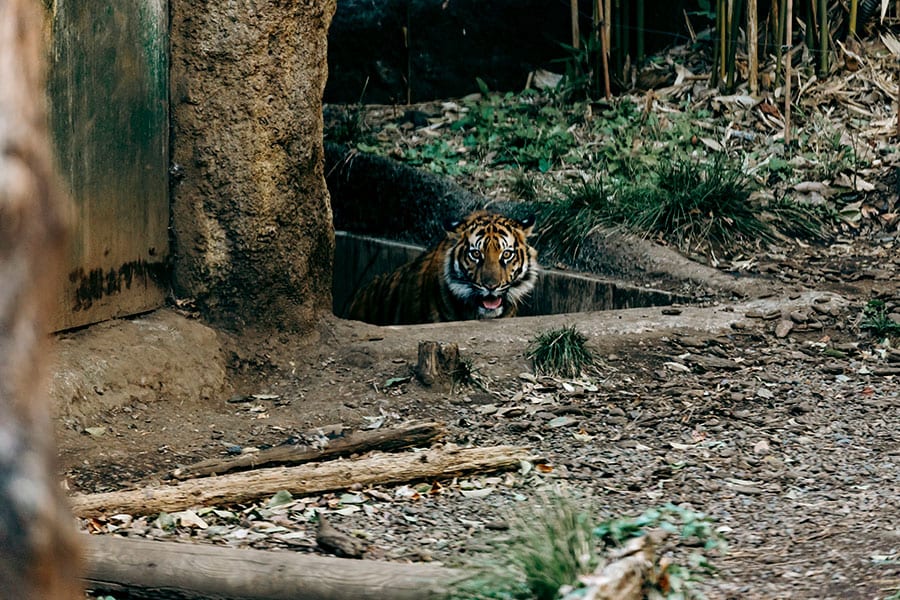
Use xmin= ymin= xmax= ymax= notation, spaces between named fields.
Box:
xmin=518 ymin=214 xmax=536 ymax=236
xmin=443 ymin=217 xmax=462 ymax=233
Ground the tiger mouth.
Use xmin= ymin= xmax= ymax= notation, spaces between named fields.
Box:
xmin=480 ymin=296 xmax=503 ymax=311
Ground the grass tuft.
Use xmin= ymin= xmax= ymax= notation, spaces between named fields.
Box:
xmin=452 ymin=357 xmax=489 ymax=392
xmin=450 ymin=497 xmax=726 ymax=600
xmin=527 ymin=325 xmax=594 ymax=378
xmin=860 ymin=299 xmax=900 ymax=341
xmin=618 ymin=157 xmax=772 ymax=254
xmin=450 ymin=496 xmax=597 ymax=600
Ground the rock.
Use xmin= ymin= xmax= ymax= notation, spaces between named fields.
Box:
xmin=775 ymin=320 xmax=794 ymax=338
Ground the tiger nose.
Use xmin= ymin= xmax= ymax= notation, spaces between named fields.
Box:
xmin=482 ymin=274 xmax=501 ymax=291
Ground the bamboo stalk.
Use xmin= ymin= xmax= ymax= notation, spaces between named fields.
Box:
xmin=571 ymin=0 xmax=580 ymax=49
xmin=614 ymin=0 xmax=624 ymax=81
xmin=785 ymin=0 xmax=793 ymax=145
xmin=775 ymin=0 xmax=786 ymax=86
xmin=748 ymin=0 xmax=759 ymax=94
xmin=622 ymin=0 xmax=631 ymax=80
xmin=818 ymin=0 xmax=828 ymax=76
xmin=718 ymin=0 xmax=727 ymax=84
xmin=726 ymin=0 xmax=746 ymax=91
xmin=604 ymin=0 xmax=612 ymax=52
xmin=596 ymin=0 xmax=612 ymax=99
xmin=636 ymin=0 xmax=645 ymax=64
xmin=848 ymin=0 xmax=859 ymax=36
xmin=805 ymin=0 xmax=815 ymax=51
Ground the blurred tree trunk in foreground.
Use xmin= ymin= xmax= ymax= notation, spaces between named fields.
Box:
xmin=0 ymin=0 xmax=83 ymax=597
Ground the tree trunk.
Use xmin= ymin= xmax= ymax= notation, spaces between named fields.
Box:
xmin=0 ymin=0 xmax=83 ymax=597
xmin=71 ymin=445 xmax=531 ymax=518
xmin=169 ymin=0 xmax=336 ymax=332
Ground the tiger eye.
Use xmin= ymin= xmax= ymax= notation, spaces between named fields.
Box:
xmin=468 ymin=248 xmax=482 ymax=261
xmin=501 ymin=249 xmax=514 ymax=261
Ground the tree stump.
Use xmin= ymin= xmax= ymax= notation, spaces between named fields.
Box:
xmin=414 ymin=341 xmax=460 ymax=389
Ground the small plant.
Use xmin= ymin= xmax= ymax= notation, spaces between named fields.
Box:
xmin=618 ymin=156 xmax=772 ymax=254
xmin=451 ymin=496 xmax=597 ymax=600
xmin=451 ymin=498 xmax=726 ymax=600
xmin=527 ymin=325 xmax=594 ymax=378
xmin=323 ymin=104 xmax=369 ymax=146
xmin=452 ymin=357 xmax=489 ymax=392
xmin=860 ymin=299 xmax=900 ymax=341
xmin=511 ymin=170 xmax=539 ymax=202
xmin=535 ymin=179 xmax=618 ymax=257
xmin=764 ymin=195 xmax=836 ymax=242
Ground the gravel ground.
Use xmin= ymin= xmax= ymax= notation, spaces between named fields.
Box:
xmin=69 ymin=233 xmax=900 ymax=599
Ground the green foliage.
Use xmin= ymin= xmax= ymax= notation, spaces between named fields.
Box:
xmin=451 ymin=499 xmax=725 ymax=600
xmin=538 ymin=157 xmax=777 ymax=257
xmin=594 ymin=503 xmax=725 ymax=553
xmin=763 ymin=196 xmax=835 ymax=242
xmin=860 ymin=299 xmax=900 ymax=341
xmin=617 ymin=157 xmax=771 ymax=253
xmin=535 ymin=179 xmax=618 ymax=256
xmin=341 ymin=90 xmax=849 ymax=253
xmin=555 ymin=35 xmax=606 ymax=100
xmin=527 ymin=325 xmax=595 ymax=378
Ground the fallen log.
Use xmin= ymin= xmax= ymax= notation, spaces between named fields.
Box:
xmin=169 ymin=421 xmax=446 ymax=480
xmin=572 ymin=533 xmax=661 ymax=600
xmin=71 ymin=444 xmax=531 ymax=518
xmin=83 ymin=534 xmax=458 ymax=600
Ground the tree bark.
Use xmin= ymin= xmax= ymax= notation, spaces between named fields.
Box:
xmin=0 ymin=0 xmax=82 ymax=597
xmin=72 ymin=445 xmax=531 ymax=518
xmin=169 ymin=421 xmax=445 ymax=480
xmin=83 ymin=534 xmax=457 ymax=600
xmin=414 ymin=341 xmax=461 ymax=388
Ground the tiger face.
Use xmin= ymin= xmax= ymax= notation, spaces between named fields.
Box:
xmin=442 ymin=211 xmax=538 ymax=319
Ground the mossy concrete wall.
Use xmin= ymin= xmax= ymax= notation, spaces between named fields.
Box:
xmin=170 ymin=0 xmax=336 ymax=332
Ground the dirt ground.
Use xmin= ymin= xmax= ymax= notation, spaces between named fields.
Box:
xmin=55 ymin=229 xmax=900 ymax=599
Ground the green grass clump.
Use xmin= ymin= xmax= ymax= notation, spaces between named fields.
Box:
xmin=451 ymin=497 xmax=597 ymax=600
xmin=537 ymin=156 xmax=774 ymax=257
xmin=451 ymin=498 xmax=726 ymax=600
xmin=618 ymin=157 xmax=771 ymax=254
xmin=860 ymin=299 xmax=900 ymax=341
xmin=761 ymin=196 xmax=835 ymax=243
xmin=527 ymin=325 xmax=594 ymax=378
xmin=535 ymin=179 xmax=618 ymax=256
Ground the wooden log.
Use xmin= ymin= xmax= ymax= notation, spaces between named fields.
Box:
xmin=414 ymin=341 xmax=460 ymax=388
xmin=71 ymin=445 xmax=531 ymax=518
xmin=577 ymin=533 xmax=659 ymax=600
xmin=169 ymin=421 xmax=446 ymax=480
xmin=0 ymin=0 xmax=83 ymax=597
xmin=83 ymin=534 xmax=458 ymax=600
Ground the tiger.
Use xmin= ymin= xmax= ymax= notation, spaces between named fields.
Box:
xmin=347 ymin=211 xmax=539 ymax=325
